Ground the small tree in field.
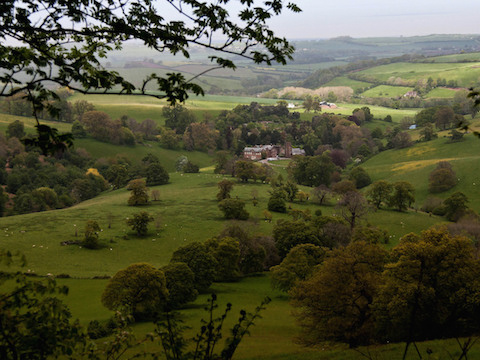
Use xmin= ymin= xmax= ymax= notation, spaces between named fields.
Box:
xmin=218 ymin=199 xmax=249 ymax=220
xmin=127 ymin=211 xmax=154 ymax=236
xmin=389 ymin=181 xmax=415 ymax=212
xmin=428 ymin=161 xmax=457 ymax=193
xmin=217 ymin=179 xmax=235 ymax=201
xmin=84 ymin=220 xmax=101 ymax=249
xmin=127 ymin=179 xmax=149 ymax=206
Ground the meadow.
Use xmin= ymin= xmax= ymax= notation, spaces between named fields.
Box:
xmin=2 ymin=81 xmax=480 ymax=358
xmin=354 ymin=61 xmax=480 ymax=88
xmin=360 ymin=84 xmax=413 ymax=98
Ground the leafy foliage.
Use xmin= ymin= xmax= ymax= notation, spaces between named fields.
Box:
xmin=374 ymin=227 xmax=480 ymax=343
xmin=428 ymin=161 xmax=458 ymax=193
xmin=101 ymin=263 xmax=168 ymax=319
xmin=218 ymin=198 xmax=249 ymax=220
xmin=170 ymin=242 xmax=217 ymax=292
xmin=126 ymin=211 xmax=154 ymax=236
xmin=162 ymin=262 xmax=198 ymax=310
xmin=156 ymin=293 xmax=271 ymax=360
xmin=127 ymin=179 xmax=149 ymax=206
xmin=0 ymin=251 xmax=86 ymax=359
xmin=270 ymin=244 xmax=327 ymax=292
xmin=1 ymin=0 xmax=299 ymax=154
xmin=291 ymin=241 xmax=388 ymax=347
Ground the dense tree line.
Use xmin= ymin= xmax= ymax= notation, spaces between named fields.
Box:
xmin=284 ymin=226 xmax=480 ymax=349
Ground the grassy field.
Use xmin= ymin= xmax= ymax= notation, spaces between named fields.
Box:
xmin=360 ymin=85 xmax=413 ymax=98
xmin=2 ymin=90 xmax=480 ymax=358
xmin=361 ymin=133 xmax=480 ymax=212
xmin=69 ymin=93 xmax=283 ymax=125
xmin=430 ymin=52 xmax=480 ymax=63
xmin=0 ymin=113 xmax=72 ymax=134
xmin=354 ymin=61 xmax=480 ymax=88
xmin=333 ymin=103 xmax=419 ymax=123
xmin=425 ymin=87 xmax=459 ymax=98
xmin=323 ymin=76 xmax=371 ymax=91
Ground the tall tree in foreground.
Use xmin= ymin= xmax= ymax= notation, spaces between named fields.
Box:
xmin=0 ymin=251 xmax=86 ymax=359
xmin=374 ymin=227 xmax=480 ymax=349
xmin=290 ymin=241 xmax=388 ymax=348
xmin=101 ymin=263 xmax=168 ymax=320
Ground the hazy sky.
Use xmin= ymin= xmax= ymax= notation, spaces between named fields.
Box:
xmin=265 ymin=0 xmax=480 ymax=39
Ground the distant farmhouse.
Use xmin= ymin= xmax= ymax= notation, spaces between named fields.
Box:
xmin=243 ymin=142 xmax=305 ymax=160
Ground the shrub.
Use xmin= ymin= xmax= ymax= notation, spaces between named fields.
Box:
xmin=218 ymin=198 xmax=249 ymax=220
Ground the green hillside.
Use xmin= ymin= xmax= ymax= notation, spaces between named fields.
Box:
xmin=361 ymin=133 xmax=480 ymax=212
xmin=354 ymin=61 xmax=480 ymax=88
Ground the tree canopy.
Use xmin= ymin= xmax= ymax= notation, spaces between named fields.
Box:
xmin=101 ymin=263 xmax=168 ymax=319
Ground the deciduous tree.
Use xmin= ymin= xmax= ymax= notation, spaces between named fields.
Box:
xmin=162 ymin=262 xmax=198 ymax=310
xmin=126 ymin=211 xmax=154 ymax=236
xmin=374 ymin=227 xmax=480 ymax=344
xmin=101 ymin=263 xmax=168 ymax=319
xmin=366 ymin=180 xmax=393 ymax=209
xmin=291 ymin=241 xmax=388 ymax=347
xmin=127 ymin=179 xmax=149 ymax=206
xmin=145 ymin=163 xmax=169 ymax=186
xmin=218 ymin=199 xmax=249 ymax=220
xmin=389 ymin=181 xmax=415 ymax=212
xmin=170 ymin=242 xmax=217 ymax=292
xmin=270 ymin=244 xmax=327 ymax=292
xmin=336 ymin=191 xmax=371 ymax=230
xmin=428 ymin=161 xmax=457 ymax=193
xmin=217 ymin=179 xmax=235 ymax=201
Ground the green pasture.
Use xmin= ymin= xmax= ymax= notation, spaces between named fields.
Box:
xmin=74 ymin=138 xmax=213 ymax=172
xmin=429 ymin=51 xmax=480 ymax=63
xmin=55 ymin=273 xmax=480 ymax=360
xmin=323 ymin=76 xmax=371 ymax=91
xmin=355 ymin=61 xmax=480 ymax=88
xmin=333 ymin=103 xmax=419 ymax=123
xmin=361 ymin=133 xmax=480 ymax=212
xmin=360 ymin=85 xmax=413 ymax=98
xmin=0 ymin=113 xmax=72 ymax=134
xmin=425 ymin=87 xmax=459 ymax=98
xmin=68 ymin=93 xmax=284 ymax=124
xmin=0 ymin=165 xmax=445 ymax=278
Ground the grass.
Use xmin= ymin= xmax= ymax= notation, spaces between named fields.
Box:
xmin=0 ymin=113 xmax=72 ymax=134
xmin=68 ymin=93 xmax=283 ymax=126
xmin=0 ymin=164 xmax=448 ymax=278
xmin=75 ymin=138 xmax=214 ymax=173
xmin=354 ymin=61 xmax=480 ymax=88
xmin=333 ymin=103 xmax=419 ymax=123
xmin=430 ymin=52 xmax=480 ymax=63
xmin=361 ymin=133 xmax=480 ymax=212
xmin=323 ymin=76 xmax=371 ymax=91
xmin=2 ymin=92 xmax=480 ymax=359
xmin=425 ymin=87 xmax=459 ymax=98
xmin=360 ymin=85 xmax=413 ymax=98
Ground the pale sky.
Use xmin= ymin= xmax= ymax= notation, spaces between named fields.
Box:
xmin=265 ymin=0 xmax=480 ymax=39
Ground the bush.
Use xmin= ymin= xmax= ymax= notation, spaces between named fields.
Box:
xmin=145 ymin=163 xmax=169 ymax=186
xmin=349 ymin=167 xmax=371 ymax=189
xmin=183 ymin=161 xmax=199 ymax=173
xmin=268 ymin=196 xmax=286 ymax=213
xmin=218 ymin=198 xmax=249 ymax=220
xmin=428 ymin=162 xmax=457 ymax=193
